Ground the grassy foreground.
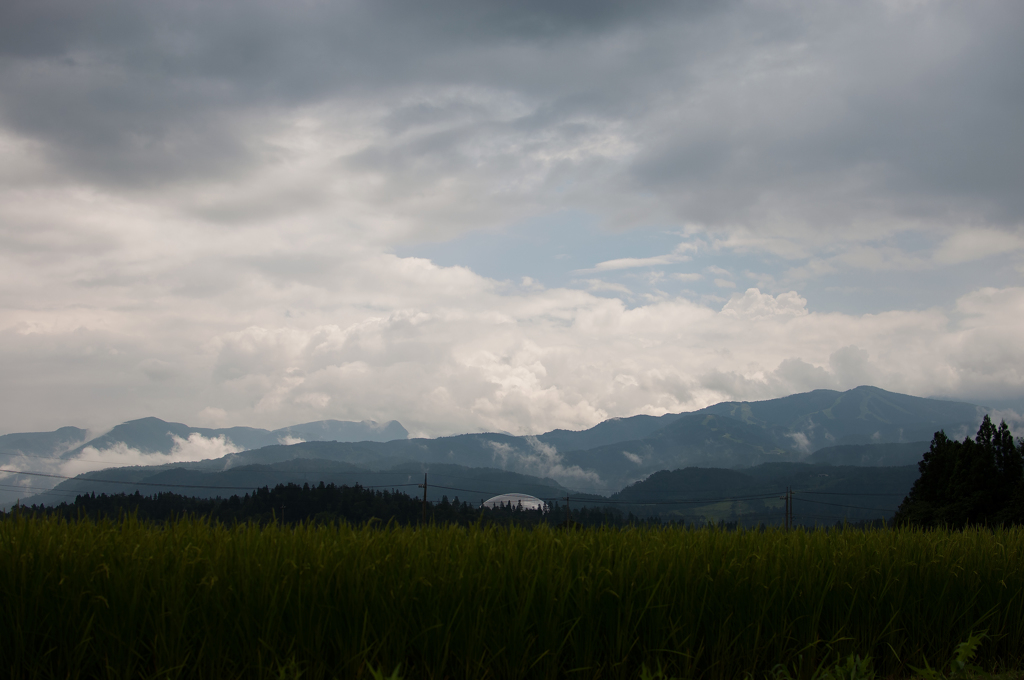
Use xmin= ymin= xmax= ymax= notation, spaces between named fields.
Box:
xmin=1 ymin=517 xmax=1022 ymax=680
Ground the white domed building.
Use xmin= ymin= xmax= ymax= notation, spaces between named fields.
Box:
xmin=481 ymin=493 xmax=549 ymax=512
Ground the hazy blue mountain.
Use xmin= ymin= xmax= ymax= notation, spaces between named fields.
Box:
xmin=612 ymin=467 xmax=759 ymax=501
xmin=0 ymin=426 xmax=88 ymax=459
xmin=696 ymin=386 xmax=981 ymax=451
xmin=43 ymin=459 xmax=568 ymax=505
xmin=535 ymin=413 xmax=683 ymax=453
xmin=805 ymin=441 xmax=929 ymax=467
xmin=521 ymin=386 xmax=979 ymax=490
xmin=556 ymin=412 xmax=800 ymax=490
xmin=62 ymin=418 xmax=276 ymax=458
xmin=61 ymin=417 xmax=409 ymax=458
xmin=212 ymin=433 xmax=531 ymax=471
xmin=45 ymin=386 xmax=981 ymax=497
xmin=542 ymin=387 xmax=978 ymax=489
xmin=214 ymin=440 xmax=396 ymax=469
xmin=607 ymin=462 xmax=920 ymax=525
xmin=0 ymin=426 xmax=91 ymax=505
xmin=273 ymin=419 xmax=408 ymax=443
xmin=6 ymin=386 xmax=990 ymax=509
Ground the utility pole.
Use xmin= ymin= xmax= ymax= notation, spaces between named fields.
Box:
xmin=565 ymin=495 xmax=571 ymax=529
xmin=788 ymin=487 xmax=793 ymax=530
xmin=780 ymin=487 xmax=793 ymax=530
xmin=419 ymin=473 xmax=428 ymax=524
xmin=786 ymin=487 xmax=795 ymax=530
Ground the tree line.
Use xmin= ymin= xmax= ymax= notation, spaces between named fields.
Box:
xmin=5 ymin=481 xmax=639 ymax=528
xmin=894 ymin=414 xmax=1024 ymax=527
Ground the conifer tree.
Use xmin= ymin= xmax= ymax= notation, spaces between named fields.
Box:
xmin=895 ymin=415 xmax=1023 ymax=527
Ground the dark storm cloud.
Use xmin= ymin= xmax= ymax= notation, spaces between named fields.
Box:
xmin=626 ymin=3 xmax=1024 ymax=229
xmin=0 ymin=0 xmax=705 ymax=190
xmin=2 ymin=0 xmax=1019 ymax=235
xmin=7 ymin=0 xmax=1024 ymax=442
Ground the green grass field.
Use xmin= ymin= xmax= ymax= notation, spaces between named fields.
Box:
xmin=1 ymin=516 xmax=1022 ymax=679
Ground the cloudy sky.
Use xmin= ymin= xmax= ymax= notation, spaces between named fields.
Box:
xmin=2 ymin=0 xmax=1023 ymax=438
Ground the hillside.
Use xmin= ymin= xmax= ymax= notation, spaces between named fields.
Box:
xmin=3 ymin=386 xmax=990 ymax=506
xmin=46 ymin=459 xmax=569 ymax=505
xmin=60 ymin=417 xmax=409 ymax=459
xmin=606 ymin=462 xmax=921 ymax=526
xmin=698 ymin=386 xmax=981 ymax=450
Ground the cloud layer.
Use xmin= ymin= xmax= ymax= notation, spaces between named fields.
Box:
xmin=1 ymin=1 xmax=1023 ymax=436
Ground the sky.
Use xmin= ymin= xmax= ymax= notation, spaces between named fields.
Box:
xmin=2 ymin=0 xmax=1024 ymax=439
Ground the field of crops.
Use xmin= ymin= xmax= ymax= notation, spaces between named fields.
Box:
xmin=1 ymin=517 xmax=1022 ymax=680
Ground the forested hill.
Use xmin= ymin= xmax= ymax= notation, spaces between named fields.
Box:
xmin=9 ymin=385 xmax=987 ymax=507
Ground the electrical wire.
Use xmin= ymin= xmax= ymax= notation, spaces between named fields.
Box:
xmin=800 ymin=490 xmax=908 ymax=497
xmin=0 ymin=483 xmax=79 ymax=496
xmin=551 ymin=493 xmax=784 ymax=506
xmin=796 ymin=497 xmax=898 ymax=512
xmin=426 ymin=484 xmax=787 ymax=506
xmin=0 ymin=467 xmax=424 ymax=493
xmin=0 ymin=462 xmax=909 ymax=515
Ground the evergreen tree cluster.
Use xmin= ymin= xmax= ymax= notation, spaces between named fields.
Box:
xmin=6 ymin=481 xmax=639 ymax=528
xmin=894 ymin=415 xmax=1024 ymax=528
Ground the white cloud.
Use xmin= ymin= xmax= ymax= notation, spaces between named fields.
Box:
xmin=786 ymin=432 xmax=812 ymax=454
xmin=720 ymin=288 xmax=808 ymax=319
xmin=934 ymin=229 xmax=1024 ymax=265
xmin=0 ymin=0 xmax=1023 ymax=444
xmin=487 ymin=437 xmax=602 ymax=487
xmin=198 ymin=407 xmax=229 ymax=427
xmin=5 ymin=244 xmax=1024 ymax=438
xmin=622 ymin=450 xmax=643 ymax=465
xmin=64 ymin=434 xmax=242 ymax=477
xmin=579 ymin=279 xmax=633 ymax=295
xmin=0 ymin=433 xmax=243 ymax=498
xmin=578 ymin=243 xmax=696 ymax=274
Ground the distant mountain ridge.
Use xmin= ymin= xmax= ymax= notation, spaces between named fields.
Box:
xmin=697 ymin=387 xmax=982 ymax=450
xmin=550 ymin=386 xmax=981 ymax=488
xmin=5 ymin=386 xmax=992 ymax=506
xmin=0 ymin=426 xmax=89 ymax=459
xmin=59 ymin=418 xmax=410 ymax=459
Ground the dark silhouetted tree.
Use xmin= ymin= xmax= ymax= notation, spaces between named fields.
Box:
xmin=895 ymin=415 xmax=1024 ymax=528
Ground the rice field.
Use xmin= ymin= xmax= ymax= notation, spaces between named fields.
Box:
xmin=1 ymin=516 xmax=1022 ymax=679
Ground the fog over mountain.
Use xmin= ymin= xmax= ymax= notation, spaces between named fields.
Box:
xmin=0 ymin=418 xmax=407 ymax=505
xmin=1 ymin=386 xmax=994 ymax=506
xmin=60 ymin=418 xmax=409 ymax=459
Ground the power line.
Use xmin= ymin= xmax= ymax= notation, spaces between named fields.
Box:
xmin=553 ymin=492 xmax=784 ymax=506
xmin=0 ymin=450 xmax=141 ymax=465
xmin=0 ymin=483 xmax=79 ymax=496
xmin=0 ymin=467 xmax=424 ymax=493
xmin=793 ymin=513 xmax=890 ymax=523
xmin=428 ymin=484 xmax=788 ymax=507
xmin=0 ymin=468 xmax=260 ymax=490
xmin=0 ymin=461 xmax=910 ymax=514
xmin=0 ymin=456 xmax=584 ymax=495
xmin=800 ymin=490 xmax=907 ymax=497
xmin=797 ymin=498 xmax=898 ymax=513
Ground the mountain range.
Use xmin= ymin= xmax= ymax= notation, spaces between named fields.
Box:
xmin=2 ymin=386 xmax=991 ymax=511
xmin=59 ymin=418 xmax=410 ymax=458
